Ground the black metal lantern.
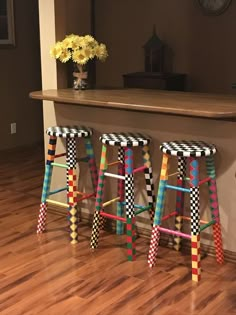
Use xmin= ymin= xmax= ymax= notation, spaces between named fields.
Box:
xmin=143 ymin=27 xmax=164 ymax=73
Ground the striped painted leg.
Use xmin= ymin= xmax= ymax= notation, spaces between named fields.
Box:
xmin=91 ymin=210 xmax=102 ymax=249
xmin=125 ymin=148 xmax=136 ymax=261
xmin=67 ymin=138 xmax=78 ymax=244
xmin=90 ymin=170 xmax=105 ymax=248
xmin=142 ymin=145 xmax=155 ymax=224
xmin=206 ymin=156 xmax=224 ymax=264
xmin=148 ymin=153 xmax=169 ymax=267
xmin=190 ymin=158 xmax=201 ymax=282
xmin=174 ymin=157 xmax=186 ymax=251
xmin=85 ymin=137 xmax=98 ymax=193
xmin=117 ymin=147 xmax=125 ymax=234
xmin=127 ymin=217 xmax=136 ymax=261
xmin=90 ymin=145 xmax=107 ymax=249
xmin=37 ymin=136 xmax=57 ymax=233
xmin=148 ymin=226 xmax=161 ymax=267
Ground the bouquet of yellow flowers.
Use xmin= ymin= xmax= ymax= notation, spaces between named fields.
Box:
xmin=50 ymin=34 xmax=108 ymax=89
xmin=50 ymin=34 xmax=108 ymax=64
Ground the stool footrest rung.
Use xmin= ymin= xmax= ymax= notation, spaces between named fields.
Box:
xmin=108 ymin=160 xmax=121 ymax=167
xmin=100 ymin=211 xmax=126 ymax=222
xmin=105 ymin=166 xmax=148 ymax=178
xmin=133 ymin=165 xmax=147 ymax=174
xmin=77 ymin=156 xmax=89 ymax=163
xmin=135 ymin=207 xmax=151 ymax=215
xmin=166 ymin=184 xmax=190 ymax=193
xmin=120 ymin=201 xmax=151 ymax=210
xmin=51 ymin=162 xmax=67 ymax=169
xmin=200 ymin=220 xmax=215 ymax=231
xmin=49 ymin=187 xmax=67 ymax=195
xmin=162 ymin=211 xmax=178 ymax=221
xmin=199 ymin=177 xmax=211 ymax=186
xmin=181 ymin=215 xmax=208 ymax=224
xmin=168 ymin=171 xmax=180 ymax=177
xmin=77 ymin=192 xmax=95 ymax=202
xmin=162 ymin=213 xmax=212 ymax=228
xmin=55 ymin=153 xmax=66 ymax=158
xmin=158 ymin=226 xmax=192 ymax=239
xmin=46 ymin=199 xmax=68 ymax=208
xmin=181 ymin=177 xmax=211 ymax=185
xmin=103 ymin=197 xmax=120 ymax=207
xmin=104 ymin=172 xmax=125 ymax=180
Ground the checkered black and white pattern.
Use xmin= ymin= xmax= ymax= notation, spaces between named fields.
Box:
xmin=177 ymin=157 xmax=186 ymax=179
xmin=144 ymin=167 xmax=155 ymax=221
xmin=46 ymin=126 xmax=93 ymax=138
xmin=148 ymin=226 xmax=160 ymax=268
xmin=66 ymin=138 xmax=77 ymax=169
xmin=160 ymin=140 xmax=217 ymax=157
xmin=100 ymin=132 xmax=151 ymax=147
xmin=125 ymin=174 xmax=135 ymax=218
xmin=37 ymin=203 xmax=47 ymax=233
xmin=90 ymin=211 xmax=101 ymax=249
xmin=190 ymin=187 xmax=200 ymax=235
xmin=118 ymin=147 xmax=125 ymax=163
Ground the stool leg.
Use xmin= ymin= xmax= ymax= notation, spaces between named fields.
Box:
xmin=91 ymin=144 xmax=107 ymax=249
xmin=189 ymin=158 xmax=201 ymax=282
xmin=148 ymin=153 xmax=169 ymax=268
xmin=142 ymin=145 xmax=155 ymax=224
xmin=66 ymin=138 xmax=78 ymax=244
xmin=37 ymin=136 xmax=57 ymax=233
xmin=174 ymin=157 xmax=186 ymax=251
xmin=206 ymin=156 xmax=224 ymax=264
xmin=125 ymin=147 xmax=136 ymax=261
xmin=84 ymin=137 xmax=98 ymax=193
xmin=117 ymin=147 xmax=125 ymax=235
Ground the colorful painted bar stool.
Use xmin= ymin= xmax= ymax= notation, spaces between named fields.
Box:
xmin=90 ymin=132 xmax=156 ymax=261
xmin=37 ymin=126 xmax=98 ymax=244
xmin=148 ymin=140 xmax=224 ymax=282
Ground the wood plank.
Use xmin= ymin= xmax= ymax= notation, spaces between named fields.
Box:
xmin=30 ymin=88 xmax=236 ymax=119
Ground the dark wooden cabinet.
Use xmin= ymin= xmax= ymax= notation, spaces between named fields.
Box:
xmin=123 ymin=72 xmax=186 ymax=91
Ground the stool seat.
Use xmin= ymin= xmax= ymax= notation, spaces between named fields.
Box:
xmin=100 ymin=132 xmax=151 ymax=147
xmin=160 ymin=140 xmax=217 ymax=157
xmin=46 ymin=126 xmax=93 ymax=138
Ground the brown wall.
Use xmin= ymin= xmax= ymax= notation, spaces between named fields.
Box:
xmin=2 ymin=1 xmax=236 ymax=151
xmin=0 ymin=0 xmax=43 ymax=150
xmin=95 ymin=0 xmax=236 ymax=94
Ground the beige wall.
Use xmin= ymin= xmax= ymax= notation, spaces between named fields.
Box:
xmin=38 ymin=0 xmax=91 ymax=147
xmin=0 ymin=0 xmax=43 ymax=150
xmin=38 ymin=0 xmax=91 ymax=191
xmin=38 ymin=1 xmax=236 ymax=253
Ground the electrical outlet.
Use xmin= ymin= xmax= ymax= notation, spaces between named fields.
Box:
xmin=11 ymin=123 xmax=16 ymax=134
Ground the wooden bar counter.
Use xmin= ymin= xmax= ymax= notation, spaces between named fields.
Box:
xmin=30 ymin=88 xmax=236 ymax=119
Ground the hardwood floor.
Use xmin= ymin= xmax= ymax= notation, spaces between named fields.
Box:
xmin=0 ymin=144 xmax=235 ymax=315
